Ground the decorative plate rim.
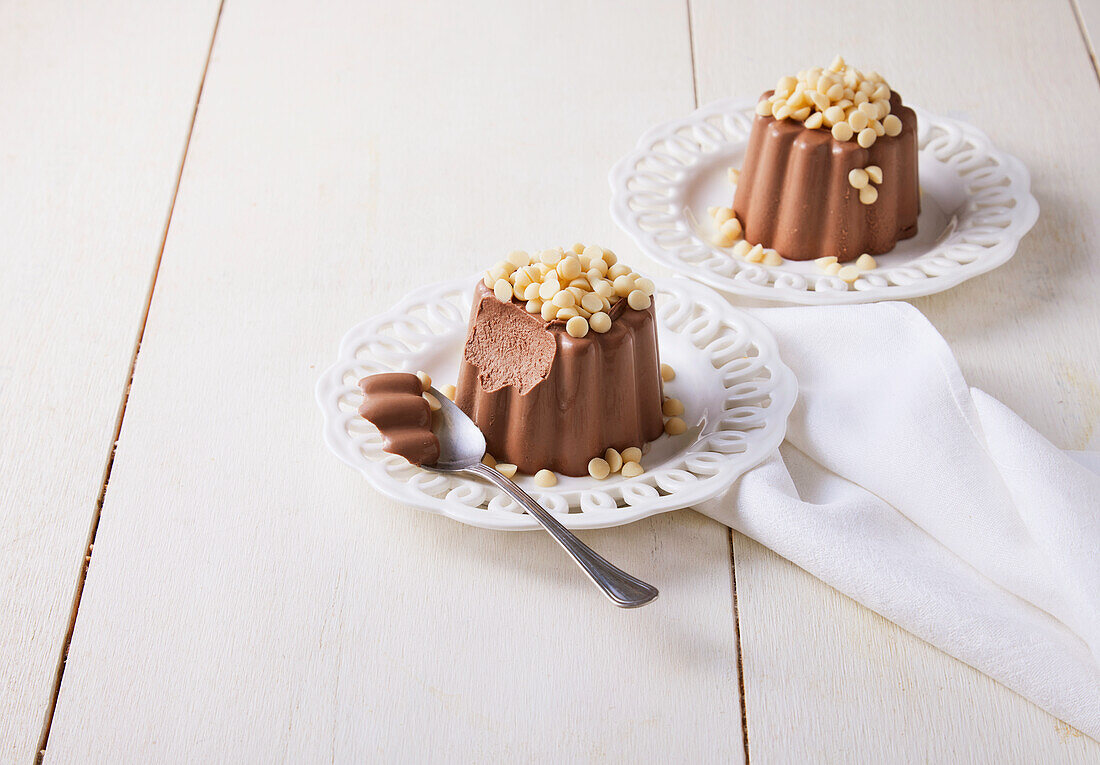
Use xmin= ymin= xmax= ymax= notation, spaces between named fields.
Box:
xmin=315 ymin=275 xmax=797 ymax=531
xmin=609 ymin=97 xmax=1040 ymax=305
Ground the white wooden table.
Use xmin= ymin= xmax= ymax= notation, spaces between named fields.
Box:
xmin=3 ymin=1 xmax=1100 ymax=761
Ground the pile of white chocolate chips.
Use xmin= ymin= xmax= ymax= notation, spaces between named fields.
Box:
xmin=482 ymin=244 xmax=656 ymax=339
xmin=757 ymin=55 xmax=902 ymax=149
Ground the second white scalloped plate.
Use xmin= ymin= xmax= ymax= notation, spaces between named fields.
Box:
xmin=610 ymin=98 xmax=1039 ymax=305
xmin=316 ymin=275 xmax=796 ymax=531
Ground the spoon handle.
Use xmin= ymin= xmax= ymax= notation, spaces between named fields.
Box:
xmin=465 ymin=462 xmax=659 ymax=608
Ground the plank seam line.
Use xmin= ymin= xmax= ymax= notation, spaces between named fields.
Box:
xmin=729 ymin=530 xmax=751 ymax=764
xmin=1070 ymin=0 xmax=1100 ymax=87
xmin=32 ymin=1 xmax=226 ymax=760
xmin=691 ymin=0 xmax=744 ymax=755
xmin=685 ymin=0 xmax=700 ymax=108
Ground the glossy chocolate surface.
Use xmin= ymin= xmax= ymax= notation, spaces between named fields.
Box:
xmin=456 ymin=283 xmax=664 ymax=477
xmin=358 ymin=372 xmax=440 ymax=466
xmin=733 ymin=90 xmax=919 ymax=262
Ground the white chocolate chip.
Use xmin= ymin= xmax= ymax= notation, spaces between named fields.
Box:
xmin=859 ymin=185 xmax=879 ymax=204
xmin=441 ymin=384 xmax=457 ymax=401
xmin=720 ymin=217 xmax=743 ymax=240
xmin=621 ymin=446 xmax=642 ymax=464
xmin=493 ymin=279 xmax=513 ymax=303
xmin=883 ymin=114 xmax=902 ymax=137
xmin=848 ymin=110 xmax=869 ymax=132
xmin=865 ymin=165 xmax=883 ymax=184
xmin=580 ymin=292 xmax=603 ymax=313
xmin=838 ymin=265 xmax=861 ymax=283
xmin=539 ymin=249 xmax=561 ymax=266
xmin=815 ymin=256 xmax=838 ymax=268
xmin=763 ymin=249 xmax=784 ymax=266
xmin=626 ymin=289 xmax=651 ymax=311
xmin=728 ymin=167 xmax=740 ymax=184
xmin=588 ymin=457 xmax=611 ymax=480
xmin=756 ymin=100 xmax=771 ymax=116
xmin=732 ymin=240 xmax=752 ymax=257
xmin=831 ymin=122 xmax=854 ymax=141
xmin=745 ymin=243 xmax=766 ymax=263
xmin=494 ymin=463 xmax=518 ymax=478
xmin=613 ymin=274 xmax=636 ymax=297
xmin=423 ymin=392 xmax=441 ymax=412
xmin=857 ymin=128 xmax=876 ymax=148
xmin=534 ymin=469 xmax=557 ymax=487
xmin=526 ymin=299 xmax=542 ymax=314
xmin=712 ymin=206 xmax=734 ymax=225
xmin=621 ymin=461 xmax=645 ymax=478
xmin=607 ymin=263 xmax=630 ymax=280
xmin=540 ymin=301 xmax=557 ymax=321
xmin=659 ymin=364 xmax=675 ymax=382
xmin=506 ymin=250 xmax=530 ymax=268
xmin=592 ymin=279 xmax=615 ymax=299
xmin=566 ymin=316 xmax=589 ymax=338
xmin=664 ymin=417 xmax=687 ymax=436
xmin=604 ymin=448 xmax=623 ymax=473
xmin=848 ymin=168 xmax=869 ymax=189
xmin=551 ymin=289 xmax=575 ymax=308
xmin=855 ymin=253 xmax=877 ymax=270
xmin=662 ymin=397 xmax=685 ymax=417
xmin=589 ymin=311 xmax=612 ymax=333
xmin=634 ymin=277 xmax=656 ymax=296
xmin=481 ymin=453 xmax=496 ymax=468
xmin=555 ymin=307 xmax=579 ymax=321
xmin=415 ymin=370 xmax=431 ymax=391
xmin=557 ymin=255 xmax=582 ymax=280
xmin=804 ymin=112 xmax=824 ymax=129
xmin=825 ymin=262 xmax=842 ymax=275
xmin=538 ymin=281 xmax=558 ymax=301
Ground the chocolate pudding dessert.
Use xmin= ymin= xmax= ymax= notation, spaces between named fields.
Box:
xmin=455 ymin=245 xmax=665 ymax=477
xmin=732 ymin=57 xmax=919 ymax=262
xmin=358 ymin=372 xmax=440 ymax=466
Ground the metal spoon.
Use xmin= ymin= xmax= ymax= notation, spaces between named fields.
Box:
xmin=425 ymin=387 xmax=659 ymax=608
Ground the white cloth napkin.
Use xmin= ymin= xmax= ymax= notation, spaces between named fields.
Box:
xmin=696 ymin=301 xmax=1100 ymax=740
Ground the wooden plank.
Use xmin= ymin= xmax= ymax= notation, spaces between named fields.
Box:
xmin=0 ymin=2 xmax=221 ymax=761
xmin=691 ymin=0 xmax=1100 ymax=759
xmin=44 ymin=1 xmax=747 ymax=760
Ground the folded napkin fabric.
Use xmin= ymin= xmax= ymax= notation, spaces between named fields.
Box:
xmin=697 ymin=302 xmax=1100 ymax=740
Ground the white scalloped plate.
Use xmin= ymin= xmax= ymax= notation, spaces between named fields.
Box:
xmin=316 ymin=275 xmax=796 ymax=530
xmin=609 ymin=98 xmax=1039 ymax=304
